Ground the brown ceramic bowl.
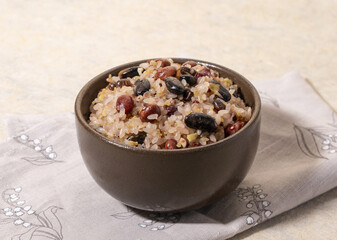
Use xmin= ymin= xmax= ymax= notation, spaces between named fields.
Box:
xmin=75 ymin=58 xmax=261 ymax=212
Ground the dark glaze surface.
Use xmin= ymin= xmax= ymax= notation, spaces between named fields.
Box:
xmin=75 ymin=58 xmax=261 ymax=212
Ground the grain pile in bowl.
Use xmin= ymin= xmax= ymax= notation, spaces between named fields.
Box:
xmin=89 ymin=59 xmax=252 ymax=149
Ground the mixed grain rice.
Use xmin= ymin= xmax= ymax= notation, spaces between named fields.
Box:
xmin=89 ymin=59 xmax=252 ymax=149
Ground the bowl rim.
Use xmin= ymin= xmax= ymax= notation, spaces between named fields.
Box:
xmin=75 ymin=57 xmax=261 ymax=154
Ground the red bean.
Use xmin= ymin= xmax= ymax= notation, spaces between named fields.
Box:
xmin=139 ymin=104 xmax=161 ymax=122
xmin=182 ymin=61 xmax=197 ymax=67
xmin=116 ymin=95 xmax=134 ymax=114
xmin=107 ymin=82 xmax=116 ymax=90
xmin=166 ymin=105 xmax=177 ymax=116
xmin=148 ymin=58 xmax=170 ymax=67
xmin=155 ymin=66 xmax=176 ymax=80
xmin=225 ymin=121 xmax=245 ymax=136
xmin=165 ymin=139 xmax=177 ymax=149
xmin=116 ymin=79 xmax=132 ymax=88
xmin=196 ymin=67 xmax=211 ymax=80
xmin=189 ymin=142 xmax=200 ymax=148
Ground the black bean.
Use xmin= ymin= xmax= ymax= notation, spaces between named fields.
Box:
xmin=219 ymin=88 xmax=231 ymax=102
xmin=127 ymin=131 xmax=147 ymax=144
xmin=179 ymin=74 xmax=197 ymax=86
xmin=180 ymin=66 xmax=190 ymax=75
xmin=116 ymin=79 xmax=132 ymax=88
xmin=164 ymin=77 xmax=185 ymax=95
xmin=134 ymin=79 xmax=150 ymax=96
xmin=232 ymin=115 xmax=237 ymax=121
xmin=209 ymin=80 xmax=231 ymax=102
xmin=183 ymin=89 xmax=194 ymax=101
xmin=233 ymin=87 xmax=244 ymax=100
xmin=118 ymin=67 xmax=144 ymax=79
xmin=184 ymin=113 xmax=217 ymax=132
xmin=180 ymin=66 xmax=196 ymax=76
xmin=213 ymin=98 xmax=226 ymax=111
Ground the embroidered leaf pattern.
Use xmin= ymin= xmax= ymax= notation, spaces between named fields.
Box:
xmin=0 ymin=217 xmax=13 ymax=225
xmin=1 ymin=188 xmax=63 ymax=240
xmin=111 ymin=207 xmax=181 ymax=231
xmin=240 ymin=210 xmax=256 ymax=216
xmin=294 ymin=125 xmax=326 ymax=159
xmin=11 ymin=227 xmax=37 ymax=240
xmin=33 ymin=226 xmax=61 ymax=240
xmin=14 ymin=134 xmax=61 ymax=166
xmin=37 ymin=206 xmax=63 ymax=238
xmin=236 ymin=184 xmax=273 ymax=225
xmin=294 ymin=113 xmax=337 ymax=160
xmin=111 ymin=211 xmax=136 ymax=220
xmin=21 ymin=157 xmax=62 ymax=166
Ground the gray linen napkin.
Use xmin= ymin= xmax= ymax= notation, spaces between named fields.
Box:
xmin=1 ymin=72 xmax=336 ymax=240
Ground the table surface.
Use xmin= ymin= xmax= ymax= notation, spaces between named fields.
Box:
xmin=1 ymin=1 xmax=337 ymax=239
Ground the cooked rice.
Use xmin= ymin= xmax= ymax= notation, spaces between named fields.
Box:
xmin=89 ymin=59 xmax=252 ymax=149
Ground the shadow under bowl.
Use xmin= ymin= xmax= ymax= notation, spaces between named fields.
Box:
xmin=75 ymin=58 xmax=261 ymax=212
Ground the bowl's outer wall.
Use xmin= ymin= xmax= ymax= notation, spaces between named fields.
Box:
xmin=75 ymin=58 xmax=261 ymax=212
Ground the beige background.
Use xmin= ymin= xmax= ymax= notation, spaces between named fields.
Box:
xmin=1 ymin=0 xmax=336 ymax=239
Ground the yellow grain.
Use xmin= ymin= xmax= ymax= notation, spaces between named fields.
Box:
xmin=187 ymin=133 xmax=198 ymax=142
